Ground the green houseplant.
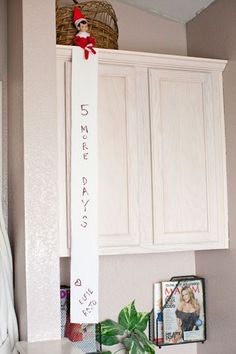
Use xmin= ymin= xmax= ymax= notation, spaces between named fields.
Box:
xmin=97 ymin=301 xmax=155 ymax=354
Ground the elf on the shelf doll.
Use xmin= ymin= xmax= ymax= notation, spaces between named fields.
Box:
xmin=73 ymin=7 xmax=96 ymax=60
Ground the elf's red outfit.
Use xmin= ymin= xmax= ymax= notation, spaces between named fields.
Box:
xmin=73 ymin=33 xmax=96 ymax=60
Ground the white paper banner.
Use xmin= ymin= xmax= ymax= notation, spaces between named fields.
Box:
xmin=70 ymin=47 xmax=98 ymax=324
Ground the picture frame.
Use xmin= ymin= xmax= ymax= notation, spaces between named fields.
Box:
xmin=151 ymin=275 xmax=206 ymax=347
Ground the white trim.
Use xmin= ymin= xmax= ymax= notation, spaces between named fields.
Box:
xmin=16 ymin=339 xmax=85 ymax=354
xmin=75 ymin=18 xmax=87 ymax=28
xmin=56 ymin=45 xmax=227 ymax=72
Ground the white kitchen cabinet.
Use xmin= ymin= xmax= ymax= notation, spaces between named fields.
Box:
xmin=149 ymin=68 xmax=228 ymax=251
xmin=57 ymin=45 xmax=228 ymax=255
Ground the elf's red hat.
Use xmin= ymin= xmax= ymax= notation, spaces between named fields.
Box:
xmin=73 ymin=7 xmax=87 ymax=28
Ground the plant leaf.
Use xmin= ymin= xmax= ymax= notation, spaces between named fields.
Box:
xmin=100 ymin=319 xmax=125 ymax=337
xmin=134 ymin=329 xmax=155 ymax=354
xmin=98 ymin=319 xmax=125 ymax=346
xmin=135 ymin=311 xmax=149 ymax=332
xmin=100 ymin=335 xmax=120 ymax=346
xmin=118 ymin=301 xmax=138 ymax=330
xmin=101 ymin=352 xmax=112 ymax=354
xmin=124 ymin=335 xmax=145 ymax=354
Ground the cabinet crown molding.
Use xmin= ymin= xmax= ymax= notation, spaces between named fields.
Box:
xmin=56 ymin=45 xmax=227 ymax=72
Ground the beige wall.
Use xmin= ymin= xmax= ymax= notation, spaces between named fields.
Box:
xmin=0 ymin=0 xmax=8 ymax=226
xmin=187 ymin=1 xmax=236 ymax=353
xmin=7 ymin=0 xmax=26 ymax=340
xmin=8 ymin=0 xmax=61 ymax=342
xmin=109 ymin=0 xmax=187 ymax=54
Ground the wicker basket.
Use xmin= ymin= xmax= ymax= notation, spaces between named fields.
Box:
xmin=56 ymin=0 xmax=119 ymax=49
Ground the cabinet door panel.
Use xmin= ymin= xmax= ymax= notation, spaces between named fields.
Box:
xmin=98 ymin=64 xmax=139 ymax=248
xmin=98 ymin=75 xmax=128 ymax=236
xmin=149 ymin=69 xmax=222 ymax=247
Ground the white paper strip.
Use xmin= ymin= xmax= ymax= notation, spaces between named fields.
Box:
xmin=70 ymin=47 xmax=98 ymax=324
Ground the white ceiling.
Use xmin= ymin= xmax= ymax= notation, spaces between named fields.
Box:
xmin=117 ymin=0 xmax=216 ymax=23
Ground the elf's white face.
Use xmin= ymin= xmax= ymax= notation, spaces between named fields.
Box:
xmin=79 ymin=22 xmax=88 ymax=32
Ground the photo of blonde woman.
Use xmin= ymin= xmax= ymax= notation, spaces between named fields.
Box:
xmin=175 ymin=286 xmax=201 ymax=337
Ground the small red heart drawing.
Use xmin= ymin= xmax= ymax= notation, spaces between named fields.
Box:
xmin=74 ymin=278 xmax=82 ymax=287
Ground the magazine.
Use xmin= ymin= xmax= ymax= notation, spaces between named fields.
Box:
xmin=162 ymin=279 xmax=205 ymax=344
xmin=60 ymin=286 xmax=70 ymax=337
xmin=153 ymin=283 xmax=164 ymax=344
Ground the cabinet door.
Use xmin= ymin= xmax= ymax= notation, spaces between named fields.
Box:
xmin=149 ymin=68 xmax=228 ymax=250
xmin=58 ymin=59 xmax=142 ymax=255
xmin=98 ymin=64 xmax=140 ymax=252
